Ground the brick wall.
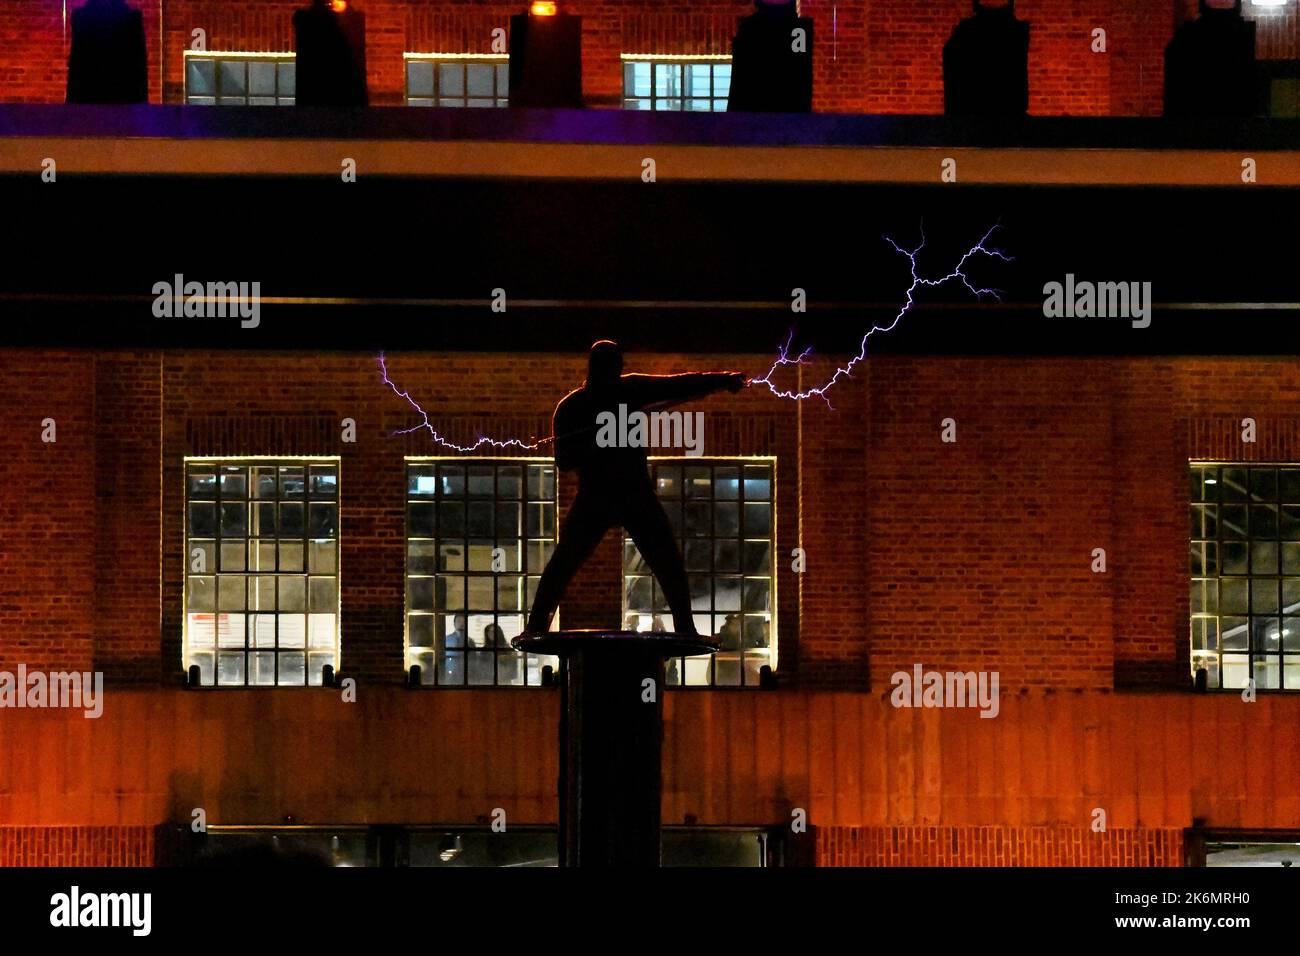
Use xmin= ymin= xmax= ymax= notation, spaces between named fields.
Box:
xmin=0 ymin=826 xmax=155 ymax=866
xmin=0 ymin=1 xmax=1205 ymax=114
xmin=817 ymin=825 xmax=1184 ymax=866
xmin=10 ymin=350 xmax=1300 ymax=691
xmin=0 ymin=0 xmax=163 ymax=104
xmin=0 ymin=350 xmax=96 ymax=674
xmin=6 ymin=349 xmax=1300 ymax=865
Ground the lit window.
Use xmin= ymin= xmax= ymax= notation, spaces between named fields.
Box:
xmin=623 ymin=459 xmax=776 ymax=687
xmin=185 ymin=459 xmax=339 ymax=686
xmin=184 ymin=52 xmax=296 ymax=106
xmin=406 ymin=460 xmax=558 ymax=686
xmin=404 ymin=55 xmax=509 ymax=108
xmin=622 ymin=57 xmax=732 ymax=112
xmin=1190 ymin=463 xmax=1300 ymax=690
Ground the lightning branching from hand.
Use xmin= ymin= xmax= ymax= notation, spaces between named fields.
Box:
xmin=377 ymin=353 xmax=548 ymax=452
xmin=749 ymin=224 xmax=1012 ymax=406
xmin=378 ymin=224 xmax=1010 ymax=449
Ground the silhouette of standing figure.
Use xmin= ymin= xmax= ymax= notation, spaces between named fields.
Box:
xmin=66 ymin=0 xmax=148 ymax=104
xmin=942 ymin=0 xmax=1031 ymax=118
xmin=293 ymin=0 xmax=369 ymax=107
xmin=526 ymin=341 xmax=748 ymax=638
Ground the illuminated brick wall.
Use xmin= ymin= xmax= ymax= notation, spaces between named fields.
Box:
xmin=0 ymin=351 xmax=96 ymax=675
xmin=817 ymin=825 xmax=1185 ymax=866
xmin=13 ymin=349 xmax=1300 ymax=690
xmin=0 ymin=0 xmax=162 ymax=104
xmin=0 ymin=827 xmax=156 ymax=867
xmin=0 ymin=1 xmax=1211 ymax=115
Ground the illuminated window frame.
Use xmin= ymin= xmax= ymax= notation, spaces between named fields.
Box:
xmin=405 ymin=458 xmax=559 ymax=687
xmin=1191 ymin=462 xmax=1300 ymax=691
xmin=621 ymin=55 xmax=732 ymax=112
xmin=403 ymin=53 xmax=510 ymax=108
xmin=184 ymin=51 xmax=296 ymax=106
xmin=183 ymin=457 xmax=340 ymax=687
xmin=622 ymin=457 xmax=777 ymax=688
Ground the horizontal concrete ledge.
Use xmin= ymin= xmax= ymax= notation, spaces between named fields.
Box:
xmin=2 ymin=137 xmax=1300 ymax=185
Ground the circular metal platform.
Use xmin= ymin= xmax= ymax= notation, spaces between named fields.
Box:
xmin=511 ymin=629 xmax=720 ymax=659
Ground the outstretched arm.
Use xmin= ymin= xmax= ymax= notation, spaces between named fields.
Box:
xmin=625 ymin=371 xmax=748 ymax=408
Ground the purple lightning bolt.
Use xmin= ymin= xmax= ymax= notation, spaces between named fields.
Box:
xmin=750 ymin=224 xmax=1012 ymax=406
xmin=377 ymin=353 xmax=548 ymax=452
xmin=379 ymin=224 xmax=1009 ymax=450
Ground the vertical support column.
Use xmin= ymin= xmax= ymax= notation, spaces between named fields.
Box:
xmin=514 ymin=631 xmax=719 ymax=868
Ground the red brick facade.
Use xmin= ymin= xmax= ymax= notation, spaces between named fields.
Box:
xmin=817 ymin=825 xmax=1185 ymax=867
xmin=0 ymin=826 xmax=155 ymax=867
xmin=4 ymin=348 xmax=1300 ymax=865
xmin=8 ymin=1 xmax=1295 ymax=114
xmin=24 ymin=350 xmax=1300 ymax=694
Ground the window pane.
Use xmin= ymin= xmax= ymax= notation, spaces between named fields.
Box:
xmin=187 ymin=59 xmax=215 ymax=97
xmin=249 ymin=60 xmax=277 ymax=97
xmin=466 ymin=63 xmax=494 ymax=98
xmin=439 ymin=63 xmax=465 ymax=97
xmin=407 ymin=60 xmax=434 ymax=98
xmin=219 ymin=60 xmax=246 ymax=96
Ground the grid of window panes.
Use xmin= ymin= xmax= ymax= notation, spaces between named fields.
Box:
xmin=407 ymin=461 xmax=558 ymax=686
xmin=405 ymin=56 xmax=509 ymax=107
xmin=1191 ymin=463 xmax=1300 ymax=691
xmin=185 ymin=460 xmax=339 ymax=687
xmin=623 ymin=460 xmax=775 ymax=687
xmin=185 ymin=54 xmax=296 ymax=106
xmin=622 ymin=58 xmax=731 ymax=111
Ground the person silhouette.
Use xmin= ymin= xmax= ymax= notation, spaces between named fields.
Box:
xmin=728 ymin=0 xmax=813 ymax=114
xmin=526 ymin=341 xmax=748 ymax=639
xmin=942 ymin=0 xmax=1031 ymax=117
xmin=66 ymin=0 xmax=148 ymax=105
xmin=293 ymin=0 xmax=369 ymax=107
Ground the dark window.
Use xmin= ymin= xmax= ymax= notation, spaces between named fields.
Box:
xmin=174 ymin=825 xmax=775 ymax=867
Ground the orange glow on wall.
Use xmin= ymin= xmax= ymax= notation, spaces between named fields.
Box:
xmin=530 ymin=2 xmax=558 ymax=16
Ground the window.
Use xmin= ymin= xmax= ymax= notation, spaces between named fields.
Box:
xmin=175 ymin=824 xmax=776 ymax=867
xmin=185 ymin=459 xmax=339 ymax=687
xmin=406 ymin=460 xmax=558 ymax=686
xmin=185 ymin=52 xmax=296 ymax=106
xmin=404 ymin=55 xmax=509 ymax=107
xmin=623 ymin=460 xmax=776 ymax=687
xmin=1191 ymin=463 xmax=1300 ymax=690
xmin=622 ymin=56 xmax=732 ymax=111
xmin=1261 ymin=62 xmax=1300 ymax=118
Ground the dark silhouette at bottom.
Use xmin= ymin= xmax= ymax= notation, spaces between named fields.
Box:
xmin=526 ymin=341 xmax=747 ymax=637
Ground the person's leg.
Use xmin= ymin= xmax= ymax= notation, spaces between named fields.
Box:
xmin=622 ymin=489 xmax=698 ymax=637
xmin=526 ymin=490 xmax=610 ymax=633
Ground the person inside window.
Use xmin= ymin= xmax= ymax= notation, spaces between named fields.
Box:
xmin=440 ymin=612 xmax=468 ymax=684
